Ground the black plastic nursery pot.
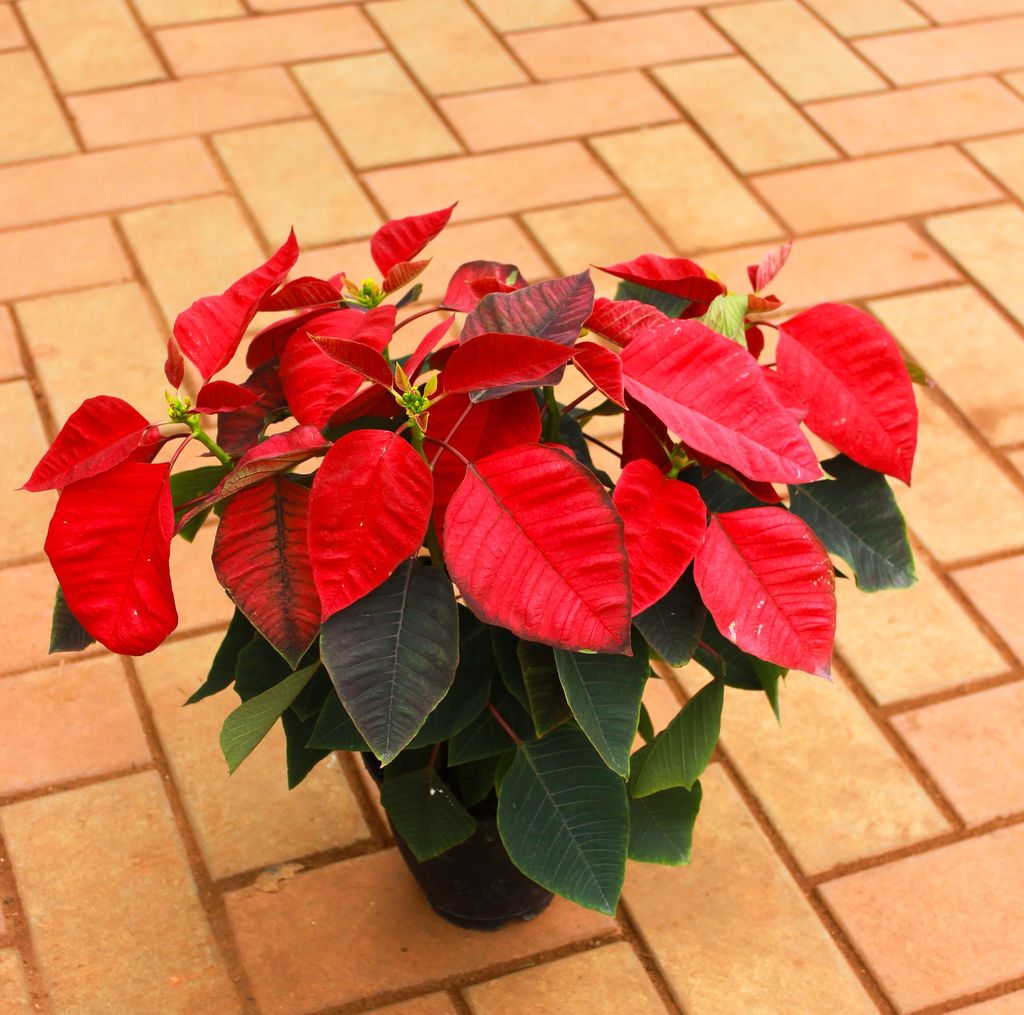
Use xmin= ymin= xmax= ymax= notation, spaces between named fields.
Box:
xmin=361 ymin=753 xmax=553 ymax=931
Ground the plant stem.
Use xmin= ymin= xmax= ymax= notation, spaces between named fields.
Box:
xmin=582 ymin=432 xmax=622 ymax=460
xmin=394 ymin=305 xmax=443 ymax=332
xmin=409 ymin=423 xmax=446 ymax=571
xmin=187 ymin=417 xmax=232 ymax=467
xmin=542 ymin=386 xmax=561 ymax=442
xmin=558 ymin=385 xmax=597 ymax=418
xmin=487 ymin=702 xmax=521 ymax=746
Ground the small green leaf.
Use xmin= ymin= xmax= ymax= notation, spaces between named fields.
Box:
xmin=517 ymin=640 xmax=571 ymax=738
xmin=380 ymin=767 xmax=476 ymax=861
xmin=395 ymin=282 xmax=423 ymax=310
xmin=628 ymin=745 xmax=702 ymax=865
xmin=447 ymin=687 xmax=532 ymax=765
xmin=491 ymin=626 xmax=528 ymax=709
xmin=498 ymin=726 xmax=629 ymax=915
xmin=615 ymin=280 xmax=689 ymax=318
xmin=49 ymin=586 xmax=95 ymax=654
xmin=171 ymin=464 xmax=228 ymax=541
xmin=234 ymin=633 xmax=294 ymax=701
xmin=450 ymin=754 xmax=503 ymax=808
xmin=632 ymin=679 xmax=723 ymax=797
xmin=637 ymin=703 xmax=655 ymax=745
xmin=679 ymin=467 xmax=761 ymax=512
xmin=220 ymin=662 xmax=318 ymax=773
xmin=186 ymin=609 xmax=254 ymax=704
xmin=283 ymin=709 xmax=330 ymax=788
xmin=696 ymin=619 xmax=784 ymax=720
xmin=633 ymin=567 xmax=706 ymax=667
xmin=700 ymin=293 xmax=748 ymax=342
xmin=307 ymin=690 xmax=368 ymax=751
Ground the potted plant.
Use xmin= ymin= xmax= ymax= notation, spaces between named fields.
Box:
xmin=25 ymin=204 xmax=920 ymax=929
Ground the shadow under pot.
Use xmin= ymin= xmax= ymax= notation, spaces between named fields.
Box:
xmin=361 ymin=753 xmax=553 ymax=931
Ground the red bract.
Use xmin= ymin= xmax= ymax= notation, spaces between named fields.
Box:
xmin=584 ymin=297 xmax=667 ymax=347
xmin=309 ymin=430 xmax=432 ymax=618
xmin=442 ymin=333 xmax=576 ymax=395
xmin=693 ymin=508 xmax=836 ymax=676
xmin=370 ymin=204 xmax=456 ymax=276
xmin=405 ymin=314 xmax=455 ymax=380
xmin=777 ymin=303 xmax=918 ymax=484
xmin=216 ymin=361 xmax=286 ymax=457
xmin=748 ymin=240 xmax=792 ymax=292
xmin=596 ymin=254 xmax=724 ymax=315
xmin=309 ymin=335 xmax=393 ymax=389
xmin=383 ymin=258 xmax=430 ymax=293
xmin=443 ymin=261 xmax=524 ymax=311
xmin=258 ymin=275 xmax=340 ymax=312
xmin=45 ymin=462 xmax=177 ymax=655
xmin=572 ymin=341 xmax=625 ymax=406
xmin=443 ymin=443 xmax=631 ymax=653
xmin=247 ymin=307 xmax=334 ymax=370
xmin=174 ymin=230 xmax=298 ymax=380
xmin=193 ymin=380 xmax=260 ymax=415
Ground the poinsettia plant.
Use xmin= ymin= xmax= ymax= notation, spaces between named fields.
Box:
xmin=26 ymin=204 xmax=919 ymax=916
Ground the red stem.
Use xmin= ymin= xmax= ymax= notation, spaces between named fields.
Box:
xmin=394 ymin=305 xmax=444 ymax=332
xmin=487 ymin=702 xmax=521 ymax=745
xmin=427 ymin=400 xmax=474 ymax=467
xmin=582 ymin=432 xmax=622 ymax=460
xmin=544 ymin=384 xmax=596 ymax=420
xmin=421 ymin=434 xmax=471 ymax=467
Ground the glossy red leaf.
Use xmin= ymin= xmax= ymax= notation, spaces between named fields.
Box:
xmin=405 ymin=314 xmax=455 ymax=380
xmin=747 ymin=240 xmax=792 ymax=292
xmin=441 ymin=333 xmax=575 ymax=395
xmin=612 ymin=460 xmax=707 ymax=615
xmin=761 ymin=367 xmax=806 ymax=422
xmin=25 ymin=395 xmax=151 ymax=492
xmin=693 ymin=507 xmax=835 ymax=676
xmin=572 ymin=341 xmax=625 ymax=406
xmin=45 ymin=462 xmax=177 ymax=655
xmin=584 ymin=297 xmax=667 ymax=348
xmin=308 ymin=335 xmax=393 ymax=388
xmin=173 ymin=230 xmax=298 ymax=380
xmin=426 ymin=390 xmax=541 ymax=549
xmin=246 ymin=307 xmax=337 ymax=369
xmin=216 ymin=361 xmax=286 ymax=457
xmin=596 ymin=254 xmax=724 ymax=313
xmin=258 ymin=275 xmax=340 ymax=312
xmin=193 ymin=380 xmax=260 ymax=414
xmin=443 ymin=443 xmax=631 ymax=653
xmin=777 ymin=303 xmax=917 ymax=484
xmin=348 ymin=304 xmax=397 ymax=350
xmin=442 ymin=260 xmax=524 ymax=312
xmin=309 ymin=429 xmax=432 ymax=618
xmin=164 ymin=336 xmax=184 ymax=388
xmin=621 ymin=319 xmax=820 ymax=485
xmin=213 ymin=476 xmax=319 ymax=667
xmin=370 ymin=204 xmax=456 ymax=276
xmin=382 ymin=258 xmax=430 ymax=293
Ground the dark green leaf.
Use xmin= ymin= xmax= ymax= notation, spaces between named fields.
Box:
xmin=498 ymin=726 xmax=629 ymax=915
xmin=632 ymin=679 xmax=723 ymax=796
xmin=633 ymin=567 xmax=706 ymax=666
xmin=637 ymin=703 xmax=655 ymax=745
xmin=49 ymin=586 xmax=95 ymax=654
xmin=186 ymin=609 xmax=254 ymax=704
xmin=283 ymin=709 xmax=330 ymax=788
xmin=307 ymin=690 xmax=368 ymax=751
xmin=234 ymin=634 xmax=293 ymax=701
xmin=679 ymin=467 xmax=761 ymax=512
xmin=789 ymin=454 xmax=916 ymax=591
xmin=321 ymin=559 xmax=459 ymax=764
xmin=696 ymin=617 xmax=786 ymax=692
xmin=447 ymin=686 xmax=532 ymax=765
xmin=555 ymin=413 xmax=614 ymax=487
xmin=491 ymin=625 xmax=528 ymax=709
xmin=554 ymin=629 xmax=649 ymax=776
xmin=517 ymin=640 xmax=571 ymax=738
xmin=290 ymin=668 xmax=330 ymax=721
xmin=395 ymin=283 xmax=423 ymax=310
xmin=628 ymin=744 xmax=702 ymax=865
xmin=450 ymin=754 xmax=502 ymax=808
xmin=615 ymin=280 xmax=689 ymax=318
xmin=380 ymin=767 xmax=476 ymax=861
xmin=171 ymin=464 xmax=228 ymax=541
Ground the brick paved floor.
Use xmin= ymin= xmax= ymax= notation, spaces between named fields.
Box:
xmin=0 ymin=1 xmax=1022 ymax=1012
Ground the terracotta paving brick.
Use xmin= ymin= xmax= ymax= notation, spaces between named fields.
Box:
xmin=1007 ymin=70 xmax=1024 ymax=98
xmin=0 ymin=772 xmax=240 ymax=1013
xmin=587 ymin=0 xmax=737 ymax=10
xmin=800 ymin=0 xmax=927 ymax=35
xmin=17 ymin=282 xmax=169 ymax=424
xmin=293 ymin=53 xmax=461 ymax=169
xmin=20 ymin=0 xmax=163 ymax=93
xmin=592 ymin=124 xmax=781 ymax=252
xmin=464 ymin=941 xmax=667 ymax=1014
xmin=957 ymin=993 xmax=1024 ymax=1014
xmin=0 ymin=562 xmax=65 ymax=677
xmin=821 ymin=824 xmax=1024 ymax=1011
xmin=135 ymin=633 xmax=370 ymax=879
xmin=0 ymin=218 xmax=131 ymax=304
xmin=365 ymin=143 xmax=618 ymax=222
xmin=0 ymin=950 xmax=32 ymax=1014
xmin=440 ymin=72 xmax=678 ymax=152
xmin=508 ymin=11 xmax=731 ymax=80
xmin=835 ymin=552 xmax=1008 ymax=704
xmin=702 ymin=223 xmax=959 ymax=308
xmin=156 ymin=7 xmax=382 ymax=75
xmin=369 ymin=995 xmax=460 ymax=1015
xmin=68 ymin=67 xmax=309 ymax=149
xmin=133 ymin=0 xmax=245 ymax=25
xmin=927 ymin=203 xmax=1024 ymax=328
xmin=857 ymin=17 xmax=1024 ymax=86
xmin=249 ymin=0 xmax=358 ymax=7
xmin=625 ymin=765 xmax=876 ymax=1014
xmin=0 ymin=138 xmax=224 ymax=231
xmin=915 ymin=0 xmax=1024 ymax=17
xmin=893 ymin=680 xmax=1024 ymax=824
xmin=367 ymin=0 xmax=526 ymax=95
xmin=674 ymin=665 xmax=950 ymax=872
xmin=120 ymin=195 xmax=265 ymax=330
xmin=653 ymin=57 xmax=838 ymax=174
xmin=0 ymin=6 xmax=24 ymax=49
xmin=472 ymin=0 xmax=587 ymax=31
xmin=214 ymin=120 xmax=380 ymax=247
xmin=0 ymin=306 xmax=22 ymax=381
xmin=225 ymin=848 xmax=617 ymax=1013
xmin=710 ymin=1 xmax=885 ymax=102
xmin=0 ymin=381 xmax=52 ymax=561
xmin=0 ymin=51 xmax=76 ymax=165
xmin=0 ymin=656 xmax=149 ymax=796
xmin=752 ymin=147 xmax=1001 ymax=233
xmin=870 ymin=286 xmax=1024 ymax=447
xmin=807 ymin=78 xmax=1024 ymax=156
xmin=954 ymin=555 xmax=1024 ymax=664
xmin=967 ymin=132 xmax=1024 ymax=202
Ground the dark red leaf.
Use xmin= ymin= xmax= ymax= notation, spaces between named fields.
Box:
xmin=596 ymin=254 xmax=724 ymax=313
xmin=612 ymin=460 xmax=706 ymax=615
xmin=258 ymin=276 xmax=340 ymax=312
xmin=217 ymin=361 xmax=286 ymax=457
xmin=572 ymin=341 xmax=625 ymax=406
xmin=693 ymin=507 xmax=835 ymax=676
xmin=584 ymin=297 xmax=667 ymax=347
xmin=747 ymin=240 xmax=792 ymax=292
xmin=173 ymin=230 xmax=299 ymax=380
xmin=745 ymin=324 xmax=765 ymax=360
xmin=213 ymin=476 xmax=319 ymax=667
xmin=405 ymin=314 xmax=455 ymax=380
xmin=777 ymin=303 xmax=917 ymax=484
xmin=246 ymin=307 xmax=337 ymax=369
xmin=370 ymin=204 xmax=456 ymax=276
xmin=347 ymin=304 xmax=397 ymax=350
xmin=25 ymin=395 xmax=151 ymax=492
xmin=308 ymin=335 xmax=393 ymax=389
xmin=326 ymin=384 xmax=403 ymax=428
xmin=309 ymin=430 xmax=432 ymax=618
xmin=621 ymin=393 xmax=669 ymax=470
xmin=443 ymin=443 xmax=631 ymax=653
xmin=621 ymin=319 xmax=820 ymax=484
xmin=44 ymin=462 xmax=177 ymax=655
xmin=442 ymin=260 xmax=524 ymax=312
xmin=441 ymin=333 xmax=575 ymax=395
xmin=193 ymin=380 xmax=260 ymax=415
xmin=383 ymin=258 xmax=430 ymax=293
xmin=428 ymin=341 xmax=458 ymax=373
xmin=164 ymin=336 xmax=184 ymax=388
xmin=748 ymin=293 xmax=783 ymax=314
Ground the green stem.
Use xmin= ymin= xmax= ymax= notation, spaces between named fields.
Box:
xmin=187 ymin=417 xmax=233 ymax=467
xmin=409 ymin=423 xmax=446 ymax=572
xmin=542 ymin=386 xmax=561 ymax=442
